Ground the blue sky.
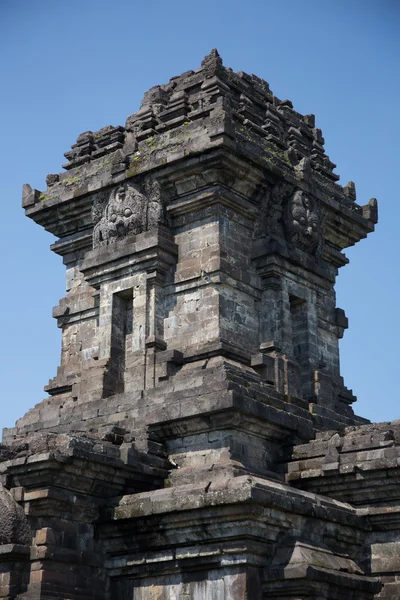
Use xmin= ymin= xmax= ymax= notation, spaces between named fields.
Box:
xmin=0 ymin=0 xmax=399 ymax=430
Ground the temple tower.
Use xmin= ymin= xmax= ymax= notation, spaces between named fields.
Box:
xmin=13 ymin=50 xmax=377 ymax=444
xmin=2 ymin=52 xmax=398 ymax=600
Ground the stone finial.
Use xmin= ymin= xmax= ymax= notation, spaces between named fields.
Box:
xmin=201 ymin=48 xmax=224 ymax=78
xmin=141 ymin=85 xmax=170 ymax=108
xmin=279 ymin=99 xmax=294 ymax=109
xmin=303 ymin=114 xmax=315 ymax=127
xmin=22 ymin=183 xmax=39 ymax=208
xmin=76 ymin=131 xmax=94 ymax=145
xmin=362 ymin=197 xmax=378 ymax=224
xmin=343 ymin=181 xmax=356 ymax=201
xmin=294 ymin=157 xmax=312 ymax=180
xmin=46 ymin=174 xmax=60 ymax=187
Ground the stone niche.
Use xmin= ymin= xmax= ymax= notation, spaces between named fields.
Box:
xmin=1 ymin=50 xmax=397 ymax=600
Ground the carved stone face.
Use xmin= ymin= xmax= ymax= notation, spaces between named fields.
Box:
xmin=106 ymin=184 xmax=145 ymax=242
xmin=92 ymin=179 xmax=164 ymax=249
xmin=287 ymin=191 xmax=320 ymax=253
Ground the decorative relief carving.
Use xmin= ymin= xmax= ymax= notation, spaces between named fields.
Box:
xmin=0 ymin=483 xmax=31 ymax=545
xmin=253 ymin=184 xmax=323 ymax=256
xmin=144 ymin=179 xmax=164 ymax=230
xmin=285 ymin=190 xmax=321 ymax=254
xmin=92 ymin=191 xmax=108 ymax=229
xmin=93 ymin=179 xmax=164 ymax=248
xmin=253 ymin=181 xmax=294 ymax=240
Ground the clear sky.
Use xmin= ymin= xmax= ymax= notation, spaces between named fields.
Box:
xmin=0 ymin=0 xmax=399 ymax=431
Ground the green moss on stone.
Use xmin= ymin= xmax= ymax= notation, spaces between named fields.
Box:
xmin=39 ymin=192 xmax=50 ymax=205
xmin=61 ymin=174 xmax=81 ymax=186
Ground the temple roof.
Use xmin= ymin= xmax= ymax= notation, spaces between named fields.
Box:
xmin=22 ymin=50 xmax=377 ymax=254
xmin=62 ymin=49 xmax=338 ymax=183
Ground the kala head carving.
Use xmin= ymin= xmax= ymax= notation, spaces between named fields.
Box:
xmin=107 ymin=184 xmax=145 ymax=240
xmin=93 ymin=183 xmax=145 ymax=247
xmin=93 ymin=179 xmax=164 ymax=248
xmin=286 ymin=190 xmax=320 ymax=253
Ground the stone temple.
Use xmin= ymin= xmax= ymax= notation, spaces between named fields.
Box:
xmin=0 ymin=50 xmax=398 ymax=599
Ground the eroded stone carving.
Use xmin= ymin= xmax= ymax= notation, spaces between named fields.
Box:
xmin=144 ymin=178 xmax=164 ymax=230
xmin=286 ymin=190 xmax=321 ymax=253
xmin=253 ymin=181 xmax=294 ymax=240
xmin=92 ymin=190 xmax=108 ymax=229
xmin=93 ymin=179 xmax=164 ymax=248
xmin=0 ymin=483 xmax=31 ymax=545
